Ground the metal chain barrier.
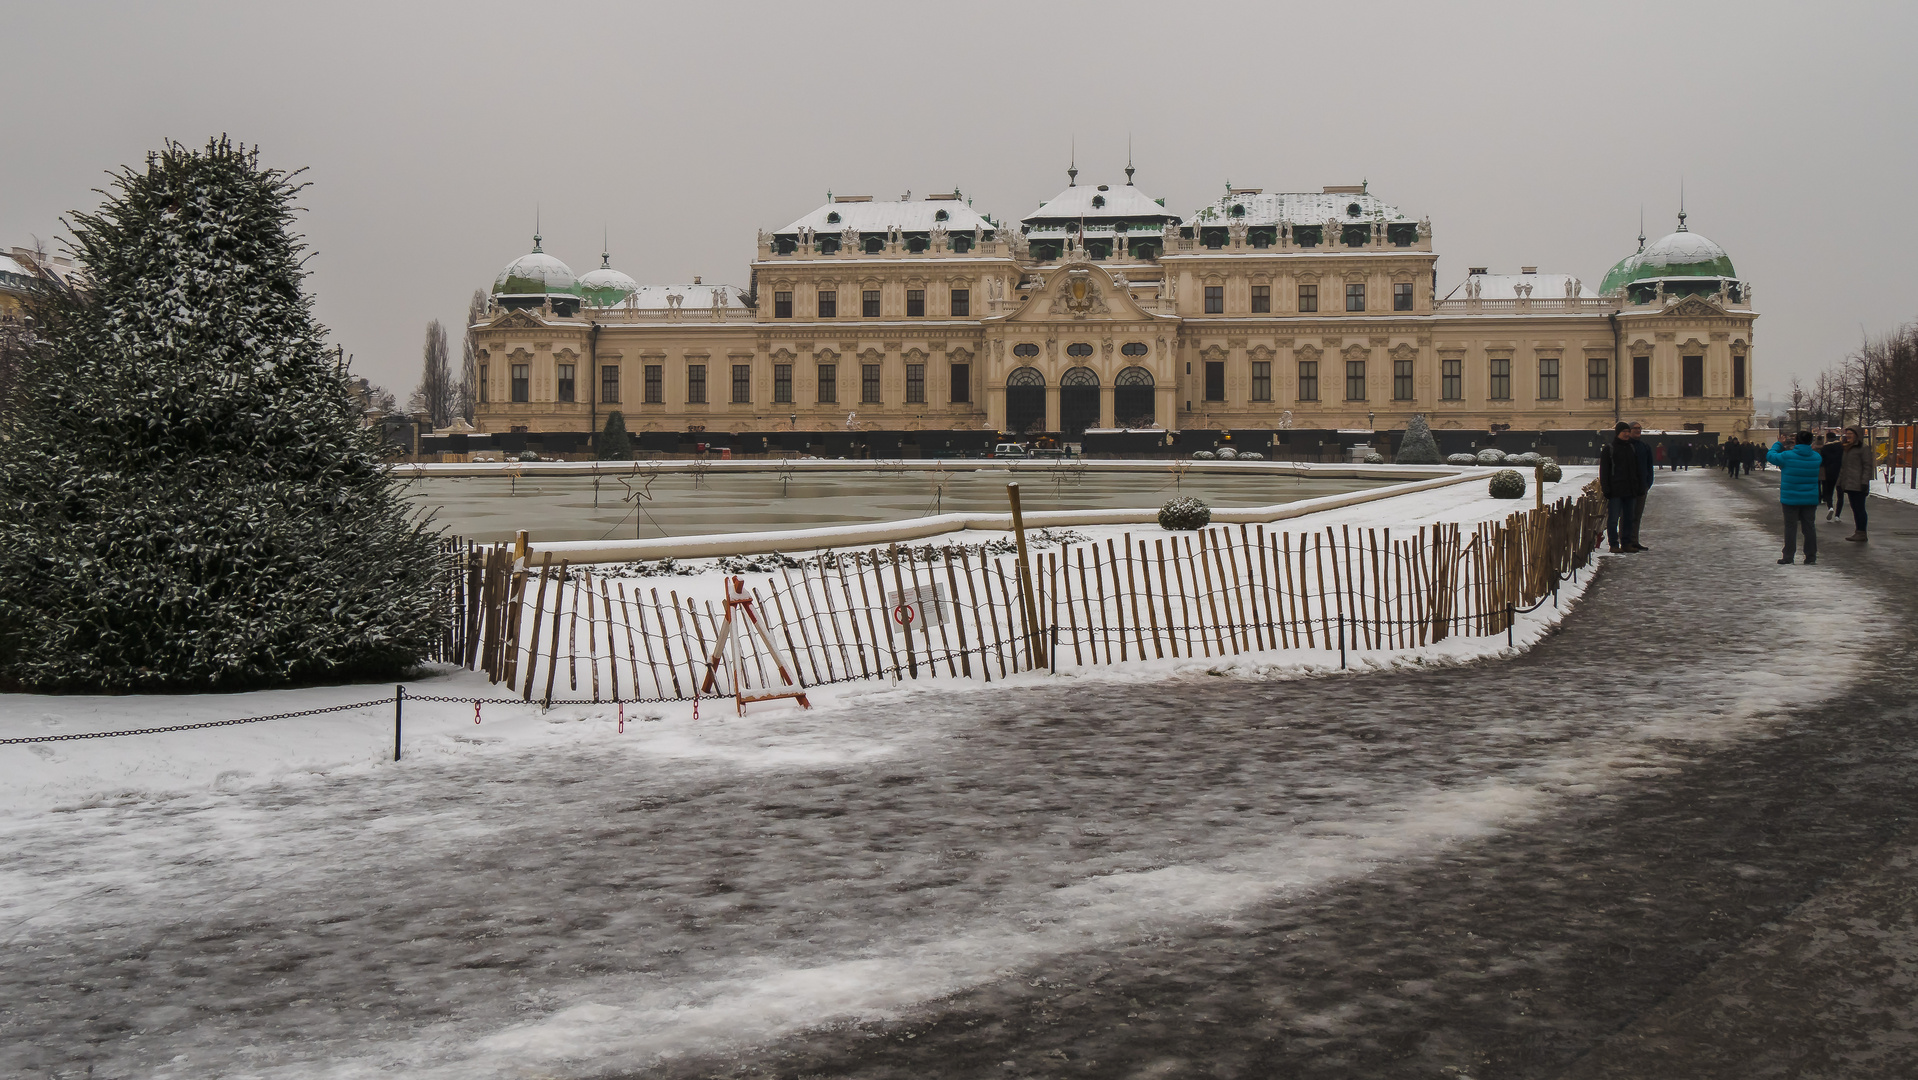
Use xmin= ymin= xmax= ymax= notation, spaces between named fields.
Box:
xmin=0 ymin=698 xmax=392 ymax=746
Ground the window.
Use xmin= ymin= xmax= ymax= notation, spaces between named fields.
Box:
xmin=817 ymin=290 xmax=837 ymax=318
xmin=1298 ymin=283 xmax=1318 ymax=312
xmin=906 ymin=289 xmax=925 ymax=317
xmin=906 ymin=363 xmax=925 ymax=403
xmin=1204 ymin=285 xmax=1224 ymax=314
xmin=774 ymin=364 xmax=792 ymax=404
xmin=1733 ymin=355 xmax=1747 ymax=398
xmin=601 ymin=364 xmax=619 ymax=404
xmin=1066 ymin=342 xmax=1093 ymax=357
xmin=687 ymin=364 xmax=707 ymax=404
xmin=732 ymin=364 xmax=751 ymax=404
xmin=817 ymin=363 xmax=837 ymax=404
xmin=478 ymin=364 xmax=488 ymax=404
xmin=1251 ymin=285 xmax=1271 ymax=313
xmin=1489 ymin=358 xmax=1511 ymax=400
xmin=644 ymin=364 xmax=663 ymax=404
xmin=1346 ymin=360 xmax=1367 ymax=401
xmin=1682 ymin=354 xmax=1704 ymax=397
xmin=511 ymin=363 xmax=529 ymax=403
xmin=1588 ymin=357 xmax=1610 ymax=400
xmin=1298 ymin=361 xmax=1319 ymax=401
xmin=1252 ymin=361 xmax=1271 ymax=401
xmin=1393 ymin=282 xmax=1413 ymax=311
xmin=556 ymin=363 xmax=575 ymax=403
xmin=862 ymin=289 xmax=880 ymax=317
xmin=950 ymin=288 xmax=969 ymax=317
xmin=950 ymin=362 xmax=970 ymax=403
xmin=861 ymin=363 xmax=881 ymax=403
xmin=1394 ymin=357 xmax=1414 ymax=401
xmin=1442 ymin=358 xmax=1462 ymax=400
xmin=1538 ymin=357 xmax=1560 ymax=400
xmin=1633 ymin=355 xmax=1651 ymax=398
xmin=1121 ymin=342 xmax=1148 ymax=357
xmin=1205 ymin=361 xmax=1226 ymax=401
xmin=773 ymin=290 xmax=792 ymax=318
xmin=1013 ymin=343 xmax=1039 ymax=358
xmin=1345 ymin=283 xmax=1366 ymax=312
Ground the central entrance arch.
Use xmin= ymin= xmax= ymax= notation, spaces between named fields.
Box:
xmin=1059 ymin=366 xmax=1100 ymax=437
xmin=1115 ymin=366 xmax=1155 ymax=428
xmin=1006 ymin=366 xmax=1046 ymax=436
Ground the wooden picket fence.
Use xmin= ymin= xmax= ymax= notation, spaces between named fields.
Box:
xmin=434 ymin=480 xmax=1605 ymax=703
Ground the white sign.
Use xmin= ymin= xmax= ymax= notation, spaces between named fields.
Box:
xmin=884 ymin=583 xmax=948 ymax=628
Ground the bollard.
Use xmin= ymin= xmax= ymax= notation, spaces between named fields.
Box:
xmin=1050 ymin=625 xmax=1058 ymax=674
xmin=1339 ymin=612 xmax=1347 ymax=669
xmin=393 ymin=684 xmax=405 ymax=761
xmin=1507 ymin=602 xmax=1515 ymax=647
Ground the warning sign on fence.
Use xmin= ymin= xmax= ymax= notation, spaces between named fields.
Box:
xmin=884 ymin=583 xmax=948 ymax=628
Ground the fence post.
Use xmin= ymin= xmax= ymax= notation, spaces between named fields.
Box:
xmin=1339 ymin=612 xmax=1346 ymax=669
xmin=1050 ymin=624 xmax=1058 ymax=675
xmin=1507 ymin=602 xmax=1515 ymax=647
xmin=393 ymin=684 xmax=405 ymax=761
xmin=1007 ymin=483 xmax=1046 ymax=670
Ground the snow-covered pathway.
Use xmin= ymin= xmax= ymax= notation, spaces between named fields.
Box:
xmin=1 ymin=474 xmax=1899 ymax=1079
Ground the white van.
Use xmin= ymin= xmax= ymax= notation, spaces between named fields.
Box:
xmin=992 ymin=443 xmax=1027 ymax=458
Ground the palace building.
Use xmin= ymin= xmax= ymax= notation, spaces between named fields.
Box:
xmin=469 ymin=169 xmax=1755 ymax=453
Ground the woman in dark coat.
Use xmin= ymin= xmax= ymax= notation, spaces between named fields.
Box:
xmin=1836 ymin=426 xmax=1873 ymax=541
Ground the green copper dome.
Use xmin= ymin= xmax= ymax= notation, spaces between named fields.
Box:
xmin=577 ymin=250 xmax=637 ymax=308
xmin=1629 ymin=228 xmax=1736 ymax=283
xmin=492 ymin=236 xmax=579 ymax=298
xmin=1598 ymin=249 xmax=1643 ymax=295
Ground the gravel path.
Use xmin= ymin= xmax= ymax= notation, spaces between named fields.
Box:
xmin=5 ymin=472 xmax=1913 ymax=1079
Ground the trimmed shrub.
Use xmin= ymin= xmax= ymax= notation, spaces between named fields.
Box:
xmin=1159 ymin=496 xmax=1212 ymax=530
xmin=1394 ymin=414 xmax=1444 ymax=464
xmin=1447 ymin=453 xmax=1478 ymax=465
xmin=1476 ymin=448 xmax=1506 ymax=465
xmin=1511 ymin=451 xmax=1541 ymax=466
xmin=1192 ymin=450 xmax=1215 ymax=460
xmin=1216 ymin=446 xmax=1238 ymax=459
xmin=518 ymin=450 xmax=539 ymax=462
xmin=1488 ymin=469 xmax=1526 ymax=499
xmin=1237 ymin=451 xmax=1263 ymax=460
xmin=1540 ymin=460 xmax=1563 ymax=483
xmin=1364 ymin=452 xmax=1386 ymax=464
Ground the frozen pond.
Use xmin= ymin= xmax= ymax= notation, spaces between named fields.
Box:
xmin=402 ymin=467 xmax=1394 ymax=543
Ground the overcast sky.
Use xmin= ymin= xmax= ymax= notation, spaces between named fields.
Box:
xmin=7 ymin=1 xmax=1915 ymax=402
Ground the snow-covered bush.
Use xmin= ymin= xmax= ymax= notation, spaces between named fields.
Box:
xmin=1192 ymin=450 xmax=1216 ymax=460
xmin=0 ymin=138 xmax=444 ymax=692
xmin=1476 ymin=448 xmax=1507 ymax=465
xmin=1540 ymin=460 xmax=1563 ymax=483
xmin=1394 ymin=414 xmax=1444 ymax=465
xmin=1511 ymin=451 xmax=1541 ymax=466
xmin=1488 ymin=469 xmax=1526 ymax=499
xmin=1364 ymin=452 xmax=1386 ymax=464
xmin=1216 ymin=446 xmax=1238 ymax=459
xmin=1237 ymin=451 xmax=1263 ymax=460
xmin=1447 ymin=453 xmax=1478 ymax=465
xmin=518 ymin=450 xmax=539 ymax=462
xmin=1159 ymin=496 xmax=1212 ymax=530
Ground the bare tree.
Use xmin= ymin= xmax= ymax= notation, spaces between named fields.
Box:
xmin=457 ymin=288 xmax=486 ymax=422
xmin=408 ymin=318 xmax=453 ymax=427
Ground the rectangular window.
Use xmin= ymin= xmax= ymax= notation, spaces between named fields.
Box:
xmin=905 ymin=289 xmax=925 ymax=317
xmin=1538 ymin=357 xmax=1560 ymax=400
xmin=817 ymin=290 xmax=837 ymax=318
xmin=950 ymin=362 xmax=970 ymax=403
xmin=1442 ymin=358 xmax=1462 ymax=401
xmin=511 ymin=363 xmax=529 ymax=403
xmin=687 ymin=364 xmax=706 ymax=404
xmin=1588 ymin=358 xmax=1609 ymax=400
xmin=1251 ymin=285 xmax=1271 ymax=313
xmin=1682 ymin=354 xmax=1704 ymax=397
xmin=1393 ymin=282 xmax=1413 ymax=311
xmin=478 ymin=364 xmax=488 ymax=404
xmin=732 ymin=364 xmax=751 ymax=404
xmin=950 ymin=288 xmax=969 ymax=317
xmin=600 ymin=364 xmax=619 ymax=404
xmin=1394 ymin=357 xmax=1414 ymax=401
xmin=817 ymin=363 xmax=837 ymax=404
xmin=1733 ymin=355 xmax=1747 ymax=398
xmin=862 ymin=289 xmax=880 ymax=318
xmin=1489 ymin=358 xmax=1511 ymax=400
xmin=556 ymin=362 xmax=575 ymax=403
xmin=1346 ymin=283 xmax=1366 ymax=312
xmin=1346 ymin=360 xmax=1367 ymax=401
xmin=861 ymin=363 xmax=881 ymax=403
xmin=644 ymin=364 xmax=663 ymax=404
xmin=1204 ymin=361 xmax=1226 ymax=401
xmin=1251 ymin=361 xmax=1271 ymax=401
xmin=773 ymin=364 xmax=792 ymax=403
xmin=1298 ymin=361 xmax=1319 ymax=401
xmin=1298 ymin=283 xmax=1318 ymax=312
xmin=1204 ymin=286 xmax=1224 ymax=314
xmin=1633 ymin=355 xmax=1651 ymax=398
xmin=905 ymin=363 xmax=925 ymax=403
xmin=773 ymin=290 xmax=792 ymax=318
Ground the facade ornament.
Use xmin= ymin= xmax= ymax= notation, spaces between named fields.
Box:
xmin=1056 ymin=267 xmax=1110 ymax=317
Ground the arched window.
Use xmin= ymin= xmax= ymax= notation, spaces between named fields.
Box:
xmin=1012 ymin=342 xmax=1040 ymax=358
xmin=1007 ymin=366 xmax=1046 ymax=387
xmin=826 ymin=211 xmax=841 ymax=224
xmin=1061 ymin=366 xmax=1098 ymax=387
xmin=1092 ymin=195 xmax=1106 ymax=209
xmin=1115 ymin=366 xmax=1154 ymax=386
xmin=862 ymin=234 xmax=885 ymax=254
xmin=1066 ymin=342 xmax=1094 ymax=357
xmin=1121 ymin=342 xmax=1148 ymax=357
xmin=934 ymin=209 xmax=949 ymax=221
xmin=1114 ymin=366 xmax=1155 ymax=428
xmin=1059 ymin=367 xmax=1099 ymax=437
xmin=1006 ymin=366 xmax=1046 ymax=435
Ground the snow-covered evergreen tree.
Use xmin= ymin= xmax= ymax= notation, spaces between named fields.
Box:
xmin=0 ymin=138 xmax=445 ymax=692
xmin=1395 ymin=413 xmax=1444 ymax=464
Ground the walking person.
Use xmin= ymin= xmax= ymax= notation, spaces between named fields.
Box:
xmin=1817 ymin=431 xmax=1844 ymax=521
xmin=1768 ymin=431 xmax=1823 ymax=564
xmin=1725 ymin=437 xmax=1742 ymax=478
xmin=1628 ymin=422 xmax=1654 ymax=551
xmin=1742 ymin=439 xmax=1757 ymax=476
xmin=1836 ymin=426 xmax=1872 ymax=542
xmin=1654 ymin=441 xmax=1669 ymax=471
xmin=1600 ymin=421 xmax=1645 ymax=554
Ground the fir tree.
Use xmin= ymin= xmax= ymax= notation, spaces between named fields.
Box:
xmin=1394 ymin=413 xmax=1444 ymax=465
xmin=0 ymin=138 xmax=445 ymax=692
xmin=599 ymin=410 xmax=633 ymax=460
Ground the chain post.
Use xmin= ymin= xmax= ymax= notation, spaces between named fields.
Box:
xmin=394 ymin=685 xmax=405 ymax=761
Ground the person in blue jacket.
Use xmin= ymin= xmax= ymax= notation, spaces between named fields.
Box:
xmin=1768 ymin=430 xmax=1824 ymax=564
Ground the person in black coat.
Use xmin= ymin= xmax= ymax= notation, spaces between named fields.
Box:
xmin=1628 ymin=422 xmax=1654 ymax=551
xmin=1725 ymin=438 xmax=1741 ymax=477
xmin=1599 ymin=421 xmax=1646 ymax=553
xmin=1817 ymin=431 xmax=1845 ymax=520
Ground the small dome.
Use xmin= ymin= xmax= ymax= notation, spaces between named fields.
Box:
xmin=578 ymin=252 xmax=638 ymax=307
xmin=1631 ymin=228 xmax=1735 ymax=281
xmin=493 ymin=238 xmax=578 ymax=297
xmin=1598 ymin=249 xmax=1642 ymax=295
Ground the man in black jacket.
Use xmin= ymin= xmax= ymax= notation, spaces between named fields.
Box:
xmin=1628 ymin=422 xmax=1654 ymax=552
xmin=1599 ymin=421 xmax=1645 ymax=553
xmin=1817 ymin=430 xmax=1845 ymax=521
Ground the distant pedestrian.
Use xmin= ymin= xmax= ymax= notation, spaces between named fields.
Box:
xmin=1836 ymin=426 xmax=1872 ymax=542
xmin=1817 ymin=431 xmax=1844 ymax=521
xmin=1599 ymin=421 xmax=1645 ymax=554
xmin=1725 ymin=438 xmax=1742 ymax=478
xmin=1654 ymin=441 xmax=1669 ymax=470
xmin=1742 ymin=440 xmax=1757 ymax=476
xmin=1768 ymin=431 xmax=1822 ymax=564
xmin=1628 ymin=422 xmax=1654 ymax=551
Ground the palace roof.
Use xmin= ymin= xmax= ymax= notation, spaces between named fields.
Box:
xmin=775 ymin=194 xmax=993 ymax=235
xmin=1022 ymin=182 xmax=1176 ymax=225
xmin=1187 ymin=188 xmax=1413 ymax=226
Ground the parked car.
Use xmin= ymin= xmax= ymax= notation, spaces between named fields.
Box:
xmin=992 ymin=443 xmax=1027 ymax=458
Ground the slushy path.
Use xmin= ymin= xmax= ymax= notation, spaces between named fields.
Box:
xmin=4 ymin=472 xmax=1914 ymax=1079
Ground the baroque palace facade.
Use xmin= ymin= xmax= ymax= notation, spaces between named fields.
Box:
xmin=470 ymin=170 xmax=1756 ymax=443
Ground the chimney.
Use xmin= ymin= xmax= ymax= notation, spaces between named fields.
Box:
xmin=1521 ymin=266 xmax=1537 ymax=274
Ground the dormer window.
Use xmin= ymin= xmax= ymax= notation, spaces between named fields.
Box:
xmin=1346 ymin=202 xmax=1363 ymax=218
xmin=1091 ymin=195 xmax=1106 ymax=208
xmin=1230 ymin=203 xmax=1245 ymax=217
xmin=826 ymin=211 xmax=841 ymax=224
xmin=934 ymin=209 xmax=949 ymax=222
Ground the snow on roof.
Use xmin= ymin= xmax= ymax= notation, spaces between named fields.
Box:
xmin=1187 ymin=190 xmax=1411 ymax=226
xmin=613 ymin=284 xmax=750 ymax=311
xmin=1022 ymin=183 xmax=1176 ymax=223
xmin=776 ymin=196 xmax=993 ymax=235
xmin=1449 ymin=272 xmax=1592 ymax=300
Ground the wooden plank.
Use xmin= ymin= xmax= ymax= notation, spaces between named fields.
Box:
xmin=762 ymin=583 xmax=808 ymax=688
xmin=1226 ymin=527 xmax=1255 ymax=652
xmin=957 ymin=547 xmax=990 ymax=681
xmin=833 ymin=555 xmax=873 ymax=679
xmin=614 ymin=582 xmax=646 ymax=698
xmin=583 ymin=572 xmax=600 ymax=701
xmin=646 ymin=587 xmax=681 ymax=698
xmin=991 ymin=555 xmax=1015 ymax=675
xmin=542 ymin=564 xmax=570 ymax=705
xmin=1063 ymin=547 xmax=1084 ymax=666
xmin=1121 ymin=535 xmax=1145 ymax=660
xmin=777 ymin=563 xmax=826 ymax=686
xmin=1138 ymin=538 xmax=1165 ymax=659
xmin=668 ymin=588 xmax=702 ymax=698
xmin=1089 ymin=544 xmax=1108 ymax=663
xmin=864 ymin=550 xmax=899 ymax=679
xmin=597 ymin=576 xmax=619 ymax=701
xmin=1197 ymin=532 xmax=1228 ymax=656
xmin=1157 ymin=538 xmax=1181 ymax=658
xmin=943 ymin=547 xmax=972 ymax=679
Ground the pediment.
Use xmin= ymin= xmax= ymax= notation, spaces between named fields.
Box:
xmin=1003 ymin=261 xmax=1169 ymax=324
xmin=1666 ymin=295 xmax=1727 ymax=318
xmin=488 ymin=308 xmax=546 ymax=331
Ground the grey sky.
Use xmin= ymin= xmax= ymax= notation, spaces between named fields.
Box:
xmin=7 ymin=1 xmax=1915 ymax=402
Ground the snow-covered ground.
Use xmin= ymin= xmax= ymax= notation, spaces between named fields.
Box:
xmin=1871 ymin=469 xmax=1918 ymax=507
